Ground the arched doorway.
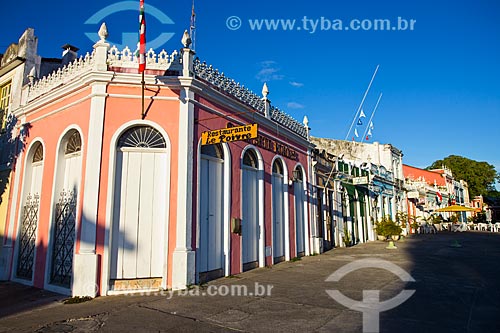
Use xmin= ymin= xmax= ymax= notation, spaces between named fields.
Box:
xmin=198 ymin=143 xmax=224 ymax=282
xmin=272 ymin=159 xmax=285 ymax=264
xmin=241 ymin=149 xmax=259 ymax=271
xmin=49 ymin=130 xmax=82 ymax=288
xmin=293 ymin=166 xmax=305 ymax=257
xmin=16 ymin=142 xmax=44 ymax=281
xmin=110 ymin=126 xmax=168 ymax=291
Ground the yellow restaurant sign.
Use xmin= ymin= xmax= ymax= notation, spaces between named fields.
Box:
xmin=201 ymin=124 xmax=258 ymax=145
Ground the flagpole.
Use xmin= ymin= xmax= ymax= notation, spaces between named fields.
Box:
xmin=141 ymin=71 xmax=145 ymax=119
xmin=190 ymin=0 xmax=196 ymax=51
xmin=344 ymin=64 xmax=379 ymax=140
xmin=361 ymin=92 xmax=382 ymax=142
xmin=139 ymin=0 xmax=146 ymax=119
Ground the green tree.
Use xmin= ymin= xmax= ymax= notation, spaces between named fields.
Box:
xmin=427 ymin=155 xmax=500 ymax=198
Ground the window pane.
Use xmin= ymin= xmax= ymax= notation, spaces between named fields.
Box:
xmin=118 ymin=126 xmax=166 ymax=149
xmin=65 ymin=130 xmax=82 ymax=155
xmin=201 ymin=144 xmax=223 ymax=158
xmin=243 ymin=149 xmax=257 ymax=168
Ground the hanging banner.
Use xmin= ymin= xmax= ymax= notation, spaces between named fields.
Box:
xmin=202 ymin=124 xmax=258 ymax=145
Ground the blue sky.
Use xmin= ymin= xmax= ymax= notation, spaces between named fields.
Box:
xmin=2 ymin=0 xmax=499 ymax=181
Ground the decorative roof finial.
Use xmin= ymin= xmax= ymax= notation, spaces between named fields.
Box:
xmin=303 ymin=115 xmax=309 ymax=126
xmin=28 ymin=66 xmax=37 ymax=85
xmin=262 ymin=82 xmax=269 ymax=98
xmin=98 ymin=22 xmax=108 ymax=42
xmin=181 ymin=30 xmax=192 ymax=48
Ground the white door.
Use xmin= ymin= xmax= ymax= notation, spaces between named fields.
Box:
xmin=199 ymin=155 xmax=224 ymax=276
xmin=242 ymin=166 xmax=258 ymax=268
xmin=272 ymin=173 xmax=285 ymax=262
xmin=111 ymin=149 xmax=167 ymax=280
xmin=294 ymin=180 xmax=305 ymax=256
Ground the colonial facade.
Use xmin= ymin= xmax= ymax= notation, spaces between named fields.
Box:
xmin=312 ymin=139 xmax=405 ymax=223
xmin=312 ymin=139 xmax=404 ymax=219
xmin=1 ymin=24 xmax=482 ymax=300
xmin=0 ymin=24 xmax=313 ymax=297
xmin=310 ymin=138 xmax=406 ymax=250
xmin=403 ymin=164 xmax=471 ymax=223
xmin=403 ymin=164 xmax=448 ymax=222
xmin=0 ymin=28 xmax=63 ymax=280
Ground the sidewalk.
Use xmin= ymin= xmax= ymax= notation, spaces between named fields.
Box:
xmin=0 ymin=282 xmax=64 ymax=319
xmin=1 ymin=232 xmax=500 ymax=332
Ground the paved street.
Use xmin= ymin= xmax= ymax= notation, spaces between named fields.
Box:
xmin=1 ymin=231 xmax=500 ymax=333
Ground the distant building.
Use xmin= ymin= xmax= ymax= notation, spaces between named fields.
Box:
xmin=312 ymin=138 xmax=405 ymax=219
xmin=403 ymin=165 xmax=448 ymax=224
xmin=470 ymin=195 xmax=484 ymax=211
xmin=310 ymin=138 xmax=405 ymax=248
xmin=403 ymin=164 xmax=471 ymax=224
xmin=310 ymin=148 xmax=372 ymax=251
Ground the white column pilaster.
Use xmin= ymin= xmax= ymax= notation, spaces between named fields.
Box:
xmin=73 ymin=37 xmax=109 ymax=297
xmin=172 ymin=85 xmax=195 ymax=290
xmin=73 ymin=81 xmax=107 ymax=297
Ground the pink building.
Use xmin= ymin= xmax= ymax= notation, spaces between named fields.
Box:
xmin=1 ymin=26 xmax=312 ymax=296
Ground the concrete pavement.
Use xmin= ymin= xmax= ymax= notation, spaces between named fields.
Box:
xmin=1 ymin=231 xmax=500 ymax=332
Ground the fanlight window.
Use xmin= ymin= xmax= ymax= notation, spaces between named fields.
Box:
xmin=272 ymin=159 xmax=284 ymax=175
xmin=32 ymin=143 xmax=44 ymax=163
xmin=201 ymin=143 xmax=223 ymax=159
xmin=65 ymin=131 xmax=82 ymax=155
xmin=293 ymin=167 xmax=303 ymax=181
xmin=118 ymin=126 xmax=166 ymax=149
xmin=243 ymin=149 xmax=258 ymax=168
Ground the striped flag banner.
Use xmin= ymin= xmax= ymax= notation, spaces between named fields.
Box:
xmin=139 ymin=0 xmax=146 ymax=72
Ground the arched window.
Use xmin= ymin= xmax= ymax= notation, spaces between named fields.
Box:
xmin=198 ymin=142 xmax=225 ymax=282
xmin=272 ymin=159 xmax=284 ymax=175
xmin=293 ymin=166 xmax=306 ymax=257
xmin=293 ymin=167 xmax=303 ymax=181
xmin=17 ymin=141 xmax=44 ymax=281
xmin=118 ymin=126 xmax=166 ymax=148
xmin=201 ymin=143 xmax=223 ymax=159
xmin=32 ymin=142 xmax=43 ymax=163
xmin=241 ymin=148 xmax=260 ymax=271
xmin=64 ymin=130 xmax=82 ymax=155
xmin=48 ymin=130 xmax=83 ymax=289
xmin=110 ymin=125 xmax=169 ymax=291
xmin=243 ymin=149 xmax=258 ymax=168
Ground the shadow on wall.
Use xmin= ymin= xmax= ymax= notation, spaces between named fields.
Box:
xmin=0 ymin=114 xmax=31 ymax=204
xmin=0 ymin=181 xmax=138 ymax=318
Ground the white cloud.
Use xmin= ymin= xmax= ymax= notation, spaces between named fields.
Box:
xmin=287 ymin=102 xmax=305 ymax=109
xmin=260 ymin=60 xmax=277 ymax=67
xmin=289 ymin=81 xmax=304 ymax=87
xmin=255 ymin=60 xmax=284 ymax=82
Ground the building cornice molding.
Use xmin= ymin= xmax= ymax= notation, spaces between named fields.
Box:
xmin=188 ymin=78 xmax=310 ymax=147
xmin=0 ymin=57 xmax=25 ymax=77
xmin=15 ymin=71 xmax=115 ymax=118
